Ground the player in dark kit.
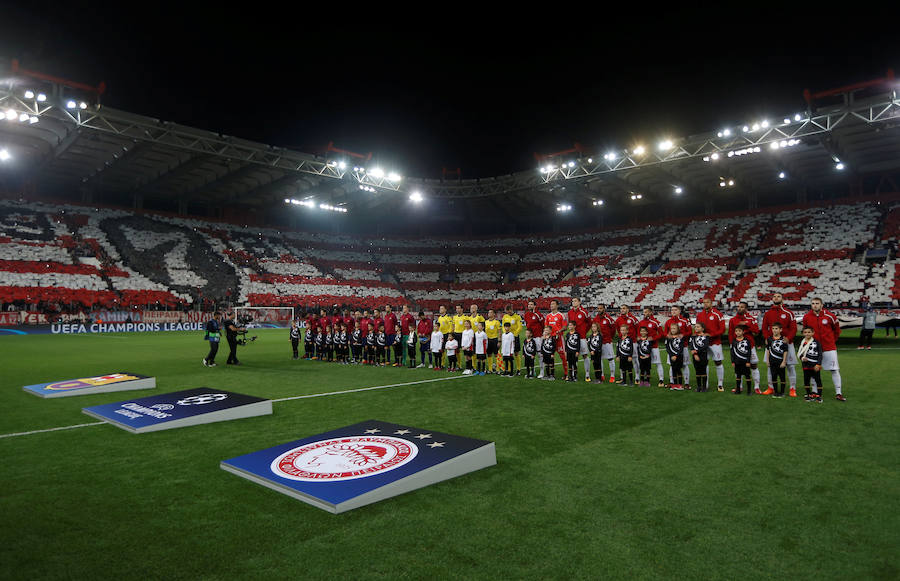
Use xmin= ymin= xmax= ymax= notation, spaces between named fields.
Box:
xmin=664 ymin=323 xmax=685 ymax=390
xmin=688 ymin=323 xmax=709 ymax=392
xmin=365 ymin=324 xmax=377 ymax=364
xmin=616 ymin=324 xmax=634 ymax=386
xmin=337 ymin=324 xmax=349 ymax=364
xmin=350 ymin=325 xmax=363 ymax=364
xmin=588 ymin=323 xmax=605 ymax=384
xmin=540 ymin=327 xmax=557 ymax=380
xmin=376 ymin=325 xmax=387 ymax=366
xmin=324 ymin=325 xmax=334 ymax=362
xmin=730 ymin=324 xmax=753 ymax=395
xmin=797 ymin=326 xmax=823 ymax=402
xmin=765 ymin=322 xmax=789 ymax=397
xmin=636 ymin=327 xmax=653 ymax=387
xmin=290 ymin=319 xmax=301 ymax=360
xmin=564 ymin=322 xmax=580 ymax=382
xmin=523 ymin=328 xmax=538 ymax=379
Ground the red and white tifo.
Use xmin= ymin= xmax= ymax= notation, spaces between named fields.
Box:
xmin=270 ymin=436 xmax=418 ymax=482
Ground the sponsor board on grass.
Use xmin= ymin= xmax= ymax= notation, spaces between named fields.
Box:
xmin=24 ymin=372 xmax=156 ymax=398
xmin=82 ymin=388 xmax=271 ymax=433
xmin=221 ymin=419 xmax=496 ymax=513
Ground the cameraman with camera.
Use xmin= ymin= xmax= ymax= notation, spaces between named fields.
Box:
xmin=224 ymin=310 xmax=247 ymax=366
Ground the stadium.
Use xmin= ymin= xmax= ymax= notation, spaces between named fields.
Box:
xmin=2 ymin=20 xmax=899 ymax=580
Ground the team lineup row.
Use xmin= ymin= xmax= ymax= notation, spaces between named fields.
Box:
xmin=287 ymin=292 xmax=846 ymax=402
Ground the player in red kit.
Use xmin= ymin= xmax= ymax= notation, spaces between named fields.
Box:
xmin=568 ymin=297 xmax=592 ymax=381
xmin=762 ymin=292 xmax=799 ymax=396
xmin=546 ymin=299 xmax=568 ymax=376
xmin=802 ymin=297 xmax=845 ymax=401
xmin=638 ymin=306 xmax=665 ymax=386
xmin=399 ymin=305 xmax=416 ymax=367
xmin=728 ymin=301 xmax=761 ymax=393
xmin=664 ymin=305 xmax=693 ymax=386
xmin=696 ymin=298 xmax=726 ymax=390
xmin=592 ymin=304 xmax=617 ymax=382
xmin=523 ymin=300 xmax=546 ymax=377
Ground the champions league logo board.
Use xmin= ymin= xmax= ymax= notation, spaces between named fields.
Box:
xmin=82 ymin=388 xmax=272 ymax=433
xmin=220 ymin=420 xmax=496 ymax=514
xmin=23 ymin=372 xmax=156 ymax=398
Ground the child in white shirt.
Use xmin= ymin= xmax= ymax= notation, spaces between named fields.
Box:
xmin=460 ymin=320 xmax=475 ymax=375
xmin=501 ymin=323 xmax=516 ymax=376
xmin=445 ymin=334 xmax=459 ymax=372
xmin=474 ymin=322 xmax=488 ymax=376
xmin=430 ymin=329 xmax=444 ymax=370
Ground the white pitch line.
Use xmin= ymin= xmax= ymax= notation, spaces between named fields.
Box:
xmin=0 ymin=421 xmax=106 ymax=440
xmin=0 ymin=375 xmax=471 ymax=440
xmin=272 ymin=374 xmax=470 ymax=402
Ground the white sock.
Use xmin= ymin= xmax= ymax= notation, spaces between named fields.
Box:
xmin=584 ymin=357 xmax=591 ymax=377
xmin=715 ymin=362 xmax=724 ymax=386
xmin=682 ymin=363 xmax=690 ymax=382
xmin=656 ymin=363 xmax=665 ymax=382
xmin=608 ymin=358 xmax=615 ymax=376
xmin=832 ymin=370 xmax=842 ymax=395
xmin=766 ymin=366 xmax=772 ymax=387
xmin=787 ymin=365 xmax=797 ymax=389
xmin=752 ymin=368 xmax=760 ymax=389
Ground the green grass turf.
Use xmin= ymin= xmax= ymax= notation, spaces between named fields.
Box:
xmin=1 ymin=328 xmax=898 ymax=580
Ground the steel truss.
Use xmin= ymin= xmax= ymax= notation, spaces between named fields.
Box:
xmin=2 ymin=74 xmax=898 ymax=200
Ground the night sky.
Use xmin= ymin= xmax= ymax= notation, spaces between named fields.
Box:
xmin=3 ymin=4 xmax=898 ymax=180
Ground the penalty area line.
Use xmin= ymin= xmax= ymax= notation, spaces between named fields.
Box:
xmin=0 ymin=375 xmax=472 ymax=439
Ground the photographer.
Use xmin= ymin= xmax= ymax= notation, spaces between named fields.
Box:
xmin=224 ymin=310 xmax=247 ymax=366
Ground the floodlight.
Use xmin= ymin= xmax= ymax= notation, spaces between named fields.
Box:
xmin=658 ymin=140 xmax=673 ymax=151
xmin=5 ymin=109 xmax=16 ymax=121
xmin=761 ymin=120 xmax=769 ymax=128
xmin=711 ymin=153 xmax=719 ymax=160
xmin=742 ymin=126 xmax=750 ymax=132
xmin=835 ymin=163 xmax=845 ymax=170
xmin=79 ymin=102 xmax=87 ymax=109
xmin=674 ymin=187 xmax=683 ymax=194
xmin=728 ymin=179 xmax=735 ymax=186
xmin=369 ymin=168 xmax=384 ymax=178
xmin=778 ymin=172 xmax=786 ymax=179
xmin=28 ymin=116 xmax=38 ymax=124
xmin=0 ymin=149 xmax=10 ymax=161
xmin=587 ymin=158 xmax=592 ymax=163
xmin=388 ymin=172 xmax=401 ymax=182
xmin=66 ymin=100 xmax=77 ymax=109
xmin=410 ymin=191 xmax=423 ymax=203
xmin=18 ymin=113 xmax=28 ymax=122
xmin=633 ymin=145 xmax=645 ymax=156
xmin=338 ymin=161 xmax=346 ymax=169
xmin=783 ymin=117 xmax=791 ymax=124
xmin=36 ymin=93 xmax=46 ymax=102
xmin=794 ymin=113 xmax=803 ymax=121
xmin=24 ymin=90 xmax=34 ymax=99
xmin=719 ymin=181 xmax=726 ymax=187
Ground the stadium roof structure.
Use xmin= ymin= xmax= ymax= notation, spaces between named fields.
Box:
xmin=1 ymin=59 xmax=899 ymax=234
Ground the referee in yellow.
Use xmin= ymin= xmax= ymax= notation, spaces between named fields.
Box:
xmin=484 ymin=309 xmax=502 ymax=373
xmin=452 ymin=305 xmax=467 ymax=337
xmin=503 ymin=304 xmax=524 ymax=375
xmin=437 ymin=305 xmax=453 ymax=348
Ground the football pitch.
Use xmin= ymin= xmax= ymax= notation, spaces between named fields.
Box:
xmin=2 ymin=329 xmax=898 ymax=580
